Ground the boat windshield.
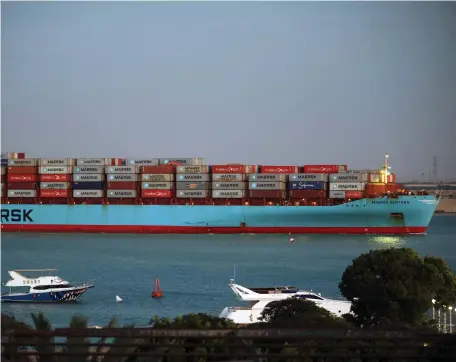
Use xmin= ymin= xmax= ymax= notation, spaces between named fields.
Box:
xmin=296 ymin=294 xmax=324 ymax=301
xmin=32 ymin=284 xmax=73 ymax=290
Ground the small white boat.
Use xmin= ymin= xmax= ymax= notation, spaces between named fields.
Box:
xmin=219 ymin=279 xmax=352 ymax=324
xmin=1 ymin=269 xmax=94 ymax=303
xmin=116 ymin=295 xmax=123 ymax=303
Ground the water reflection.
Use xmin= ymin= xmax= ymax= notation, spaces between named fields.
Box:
xmin=368 ymin=236 xmax=406 ymax=246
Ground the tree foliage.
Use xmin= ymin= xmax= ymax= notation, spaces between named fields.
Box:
xmin=339 ymin=247 xmax=456 ymax=328
xmin=258 ymin=296 xmax=350 ymax=329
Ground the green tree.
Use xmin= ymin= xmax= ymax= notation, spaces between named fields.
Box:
xmin=258 ymin=296 xmax=350 ymax=329
xmin=339 ymin=247 xmax=456 ymax=328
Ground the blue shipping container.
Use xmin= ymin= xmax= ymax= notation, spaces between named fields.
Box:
xmin=1 ymin=159 xmax=8 ymax=167
xmin=289 ymin=181 xmax=326 ymax=190
xmin=72 ymin=182 xmax=105 ymax=190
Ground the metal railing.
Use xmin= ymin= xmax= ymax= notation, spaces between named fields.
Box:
xmin=3 ymin=327 xmax=456 ymax=361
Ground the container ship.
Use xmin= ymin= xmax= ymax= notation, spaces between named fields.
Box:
xmin=0 ymin=153 xmax=439 ymax=235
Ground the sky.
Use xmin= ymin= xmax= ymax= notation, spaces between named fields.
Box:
xmin=1 ymin=1 xmax=455 ymax=181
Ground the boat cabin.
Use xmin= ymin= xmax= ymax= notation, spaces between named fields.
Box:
xmin=249 ymin=286 xmax=298 ymax=294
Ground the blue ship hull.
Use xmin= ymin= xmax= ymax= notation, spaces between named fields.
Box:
xmin=0 ymin=195 xmax=439 ymax=235
xmin=1 ymin=286 xmax=93 ymax=303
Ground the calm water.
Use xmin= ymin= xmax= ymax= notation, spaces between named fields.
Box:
xmin=1 ymin=215 xmax=455 ymax=328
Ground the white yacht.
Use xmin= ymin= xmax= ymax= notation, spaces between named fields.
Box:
xmin=219 ymin=279 xmax=352 ymax=324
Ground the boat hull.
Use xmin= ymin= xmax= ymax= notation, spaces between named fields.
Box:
xmin=1 ymin=196 xmax=439 ymax=235
xmin=1 ymin=287 xmax=92 ymax=303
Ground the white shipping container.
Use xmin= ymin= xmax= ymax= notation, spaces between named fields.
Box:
xmin=107 ymin=174 xmax=138 ymax=182
xmin=39 ymin=166 xmax=72 ymax=174
xmin=128 ymin=159 xmax=159 ymax=166
xmin=330 ymin=173 xmax=368 ymax=182
xmin=107 ymin=190 xmax=137 ymax=198
xmin=249 ymin=182 xmax=286 ymax=190
xmin=212 ymin=190 xmax=245 ymax=199
xmin=211 ymin=173 xmax=245 ymax=182
xmin=289 ymin=173 xmax=328 ymax=182
xmin=73 ymin=174 xmax=105 ymax=182
xmin=73 ymin=190 xmax=104 ymax=198
xmin=141 ymin=174 xmax=174 ymax=182
xmin=212 ymin=182 xmax=245 ymax=189
xmin=248 ymin=174 xmax=287 ymax=182
xmin=176 ymin=165 xmax=209 ymax=174
xmin=176 ymin=190 xmax=209 ymax=198
xmin=8 ymin=190 xmax=37 ymax=197
xmin=73 ymin=166 xmax=105 ymax=174
xmin=40 ymin=182 xmax=70 ymax=189
xmin=39 ymin=158 xmax=75 ymax=166
xmin=330 ymin=182 xmax=365 ymax=191
xmin=8 ymin=158 xmax=37 ymax=166
xmin=177 ymin=174 xmax=210 ymax=182
xmin=76 ymin=158 xmax=109 ymax=166
xmin=159 ymin=158 xmax=204 ymax=166
xmin=329 ymin=191 xmax=346 ymax=199
xmin=106 ymin=166 xmax=138 ymax=174
xmin=141 ymin=182 xmax=173 ymax=190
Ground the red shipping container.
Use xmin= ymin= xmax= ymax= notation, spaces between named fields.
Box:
xmin=8 ymin=174 xmax=38 ymax=182
xmin=7 ymin=182 xmax=37 ymax=190
xmin=289 ymin=190 xmax=326 ymax=199
xmin=248 ymin=190 xmax=285 ymax=199
xmin=141 ymin=189 xmax=173 ymax=198
xmin=39 ymin=189 xmax=69 ymax=198
xmin=303 ymin=165 xmax=347 ymax=174
xmin=345 ymin=190 xmax=364 ymax=199
xmin=107 ymin=181 xmax=137 ymax=190
xmin=108 ymin=158 xmax=126 ymax=166
xmin=211 ymin=165 xmax=246 ymax=174
xmin=7 ymin=166 xmax=37 ymax=174
xmin=260 ymin=166 xmax=299 ymax=174
xmin=142 ymin=165 xmax=175 ymax=174
xmin=1 ymin=175 xmax=5 ymax=182
xmin=39 ymin=174 xmax=71 ymax=182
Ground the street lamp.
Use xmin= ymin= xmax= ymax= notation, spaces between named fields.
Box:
xmin=432 ymin=299 xmax=436 ymax=320
xmin=449 ymin=306 xmax=453 ymax=334
xmin=443 ymin=305 xmax=447 ymax=333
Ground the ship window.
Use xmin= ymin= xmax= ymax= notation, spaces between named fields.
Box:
xmin=33 ymin=284 xmax=73 ymax=290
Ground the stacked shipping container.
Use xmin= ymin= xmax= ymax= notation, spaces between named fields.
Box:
xmin=141 ymin=164 xmax=175 ymax=200
xmin=106 ymin=165 xmax=139 ymax=200
xmin=0 ymin=154 xmax=400 ymax=205
xmin=176 ymin=165 xmax=210 ymax=199
xmin=7 ymin=158 xmax=38 ymax=200
xmin=211 ymin=165 xmax=247 ymax=199
xmin=288 ymin=173 xmax=329 ymax=200
xmin=72 ymin=159 xmax=106 ymax=200
xmin=39 ymin=159 xmax=74 ymax=199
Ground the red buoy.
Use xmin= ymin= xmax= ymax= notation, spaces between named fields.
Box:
xmin=152 ymin=277 xmax=163 ymax=298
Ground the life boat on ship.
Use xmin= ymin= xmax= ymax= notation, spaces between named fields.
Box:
xmin=152 ymin=277 xmax=163 ymax=298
